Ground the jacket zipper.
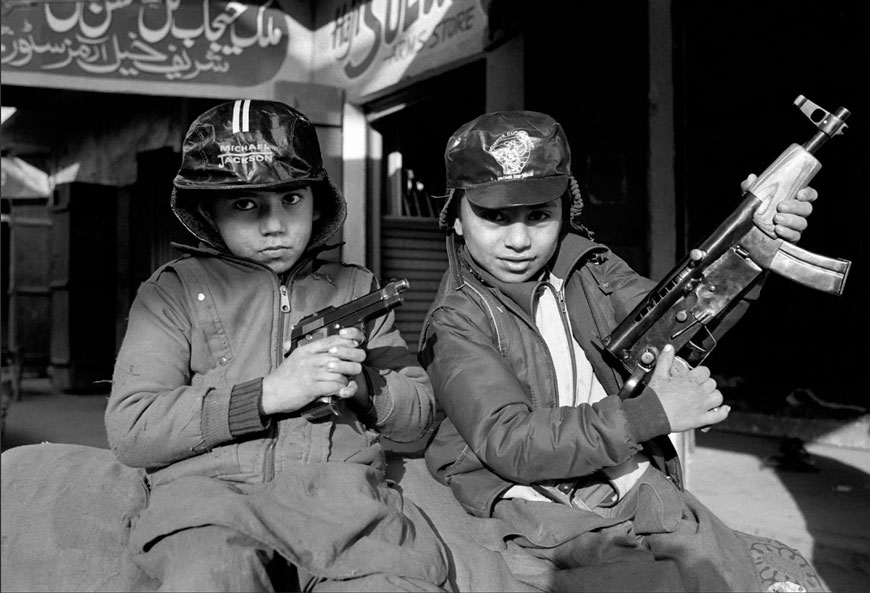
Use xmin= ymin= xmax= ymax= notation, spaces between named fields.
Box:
xmin=530 ymin=281 xmax=576 ymax=410
xmin=279 ymin=285 xmax=290 ymax=312
xmin=556 ymin=284 xmax=579 ymax=406
xmin=263 ymin=277 xmax=295 ymax=482
xmin=188 ymin=250 xmax=285 ymax=483
xmin=172 ymin=245 xmax=331 ymax=484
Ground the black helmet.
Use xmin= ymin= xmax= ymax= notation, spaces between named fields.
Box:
xmin=172 ymin=99 xmax=346 ymax=251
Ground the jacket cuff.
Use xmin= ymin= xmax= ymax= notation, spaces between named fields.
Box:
xmin=620 ymin=386 xmax=671 ymax=444
xmin=228 ymin=377 xmax=269 ymax=437
xmin=201 ymin=387 xmax=232 ymax=449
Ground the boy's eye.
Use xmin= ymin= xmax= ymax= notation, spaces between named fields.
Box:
xmin=231 ymin=199 xmax=256 ymax=211
xmin=479 ymin=209 xmax=507 ymax=223
xmin=528 ymin=209 xmax=552 ymax=222
xmin=282 ymin=192 xmax=304 ymax=206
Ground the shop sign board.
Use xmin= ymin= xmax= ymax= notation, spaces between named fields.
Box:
xmin=0 ymin=0 xmax=314 ymax=98
xmin=1 ymin=0 xmax=488 ymax=109
xmin=313 ymin=0 xmax=488 ymax=100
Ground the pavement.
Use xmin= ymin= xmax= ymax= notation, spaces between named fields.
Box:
xmin=2 ymin=378 xmax=869 ymax=593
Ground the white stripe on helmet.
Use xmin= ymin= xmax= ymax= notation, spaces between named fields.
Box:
xmin=232 ymin=100 xmax=242 ymax=133
xmin=232 ymin=100 xmax=252 ymax=133
xmin=241 ymin=99 xmax=251 ymax=132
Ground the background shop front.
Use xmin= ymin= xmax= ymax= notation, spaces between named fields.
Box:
xmin=2 ymin=0 xmax=864 ymax=420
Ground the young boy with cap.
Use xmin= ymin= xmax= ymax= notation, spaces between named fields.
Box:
xmin=106 ymin=100 xmax=448 ymax=591
xmin=419 ymin=110 xmax=821 ymax=592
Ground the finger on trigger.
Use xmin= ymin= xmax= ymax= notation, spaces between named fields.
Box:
xmin=338 ymin=326 xmax=364 ymax=341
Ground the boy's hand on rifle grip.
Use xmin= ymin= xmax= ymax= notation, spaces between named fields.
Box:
xmin=261 ymin=328 xmax=367 ymax=415
xmin=742 ymin=173 xmax=817 ymax=244
xmin=647 ymin=344 xmax=730 ymax=433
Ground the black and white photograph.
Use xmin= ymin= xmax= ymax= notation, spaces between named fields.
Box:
xmin=1 ymin=1 xmax=866 ymax=591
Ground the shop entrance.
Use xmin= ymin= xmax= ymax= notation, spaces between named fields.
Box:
xmin=365 ymin=61 xmax=485 ymax=351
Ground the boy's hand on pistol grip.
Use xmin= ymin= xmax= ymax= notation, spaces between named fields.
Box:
xmin=647 ymin=344 xmax=730 ymax=434
xmin=261 ymin=328 xmax=367 ymax=415
xmin=326 ymin=327 xmax=372 ymax=407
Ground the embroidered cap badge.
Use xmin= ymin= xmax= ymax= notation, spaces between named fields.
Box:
xmin=485 ymin=130 xmax=533 ymax=179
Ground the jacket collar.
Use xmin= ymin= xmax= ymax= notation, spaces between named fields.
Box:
xmin=550 ymin=231 xmax=606 ymax=277
xmin=446 ymin=230 xmax=606 ymax=320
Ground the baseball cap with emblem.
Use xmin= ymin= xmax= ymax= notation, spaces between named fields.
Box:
xmin=171 ymin=99 xmax=346 ymax=251
xmin=438 ymin=111 xmax=573 ymax=230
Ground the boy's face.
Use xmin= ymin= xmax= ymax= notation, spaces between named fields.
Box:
xmin=203 ymin=186 xmax=318 ymax=275
xmin=454 ymin=196 xmax=562 ymax=283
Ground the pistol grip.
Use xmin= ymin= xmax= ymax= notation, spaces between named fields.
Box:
xmin=300 ymin=396 xmax=340 ymax=420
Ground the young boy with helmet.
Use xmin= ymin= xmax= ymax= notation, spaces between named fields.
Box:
xmin=106 ymin=99 xmax=448 ymax=591
xmin=419 ymin=110 xmax=821 ymax=591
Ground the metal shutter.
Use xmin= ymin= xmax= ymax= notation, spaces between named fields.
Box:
xmin=379 ymin=217 xmax=447 ymax=352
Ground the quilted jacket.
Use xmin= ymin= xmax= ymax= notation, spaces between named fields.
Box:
xmin=106 ymin=194 xmax=434 ymax=488
xmin=420 ymin=231 xmax=759 ymax=517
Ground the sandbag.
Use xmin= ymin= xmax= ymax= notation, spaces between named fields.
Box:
xmin=1 ymin=443 xmax=824 ymax=592
xmin=0 ymin=443 xmax=157 ymax=592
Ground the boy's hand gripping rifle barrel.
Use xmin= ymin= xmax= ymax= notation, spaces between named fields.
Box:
xmin=286 ymin=278 xmax=410 ymax=420
xmin=603 ymin=96 xmax=851 ymax=399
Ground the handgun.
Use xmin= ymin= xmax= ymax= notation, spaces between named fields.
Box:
xmin=287 ymin=278 xmax=410 ymax=420
xmin=603 ymin=96 xmax=851 ymax=399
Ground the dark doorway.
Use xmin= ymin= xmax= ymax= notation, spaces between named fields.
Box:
xmin=366 ymin=59 xmax=487 ymax=350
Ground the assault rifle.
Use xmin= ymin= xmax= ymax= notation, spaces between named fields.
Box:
xmin=287 ymin=278 xmax=410 ymax=420
xmin=603 ymin=96 xmax=851 ymax=399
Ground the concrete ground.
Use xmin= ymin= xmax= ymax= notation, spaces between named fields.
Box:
xmin=2 ymin=379 xmax=869 ymax=592
xmin=688 ymin=430 xmax=869 ymax=593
